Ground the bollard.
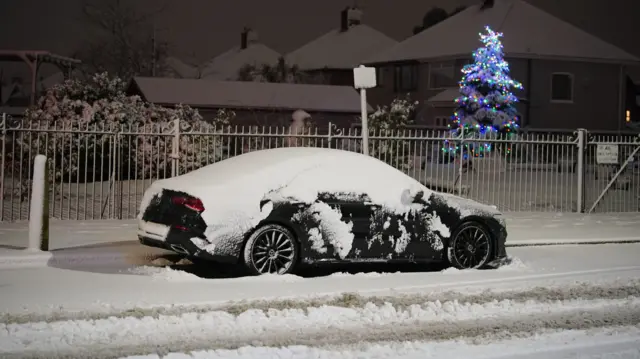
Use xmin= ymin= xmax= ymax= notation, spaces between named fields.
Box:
xmin=28 ymin=155 xmax=49 ymax=251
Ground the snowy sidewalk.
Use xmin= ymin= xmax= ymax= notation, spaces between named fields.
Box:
xmin=0 ymin=212 xmax=639 ymax=269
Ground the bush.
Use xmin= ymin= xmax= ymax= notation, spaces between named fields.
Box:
xmin=350 ymin=95 xmax=418 ymax=171
xmin=7 ymin=72 xmax=233 ymax=199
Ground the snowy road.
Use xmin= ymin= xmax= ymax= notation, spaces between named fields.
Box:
xmin=1 ymin=243 xmax=640 ymax=358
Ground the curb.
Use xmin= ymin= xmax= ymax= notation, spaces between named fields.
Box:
xmin=506 ymin=237 xmax=640 ymax=247
xmin=0 ymin=250 xmax=164 ymax=270
xmin=1 ymin=237 xmax=639 ymax=270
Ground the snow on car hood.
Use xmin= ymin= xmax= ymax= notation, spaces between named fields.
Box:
xmin=435 ymin=191 xmax=502 ymax=217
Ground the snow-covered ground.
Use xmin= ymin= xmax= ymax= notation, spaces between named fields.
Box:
xmin=1 ymin=242 xmax=639 ymax=358
xmin=1 ymin=214 xmax=640 ymax=358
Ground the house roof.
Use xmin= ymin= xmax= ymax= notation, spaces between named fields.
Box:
xmin=285 ymin=24 xmax=398 ymax=70
xmin=200 ymin=43 xmax=281 ymax=81
xmin=365 ymin=0 xmax=640 ymax=65
xmin=129 ymin=77 xmax=372 ymax=113
xmin=164 ymin=57 xmax=200 ymax=79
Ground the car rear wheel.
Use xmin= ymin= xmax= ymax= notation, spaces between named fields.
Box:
xmin=243 ymin=224 xmax=299 ymax=275
xmin=447 ymin=221 xmax=493 ymax=269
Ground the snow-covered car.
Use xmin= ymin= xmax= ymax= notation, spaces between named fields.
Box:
xmin=137 ymin=147 xmax=508 ymax=275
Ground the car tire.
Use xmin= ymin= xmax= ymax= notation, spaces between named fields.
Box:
xmin=243 ymin=224 xmax=299 ymax=275
xmin=446 ymin=221 xmax=494 ymax=270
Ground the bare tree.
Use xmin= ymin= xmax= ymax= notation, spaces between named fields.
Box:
xmin=237 ymin=57 xmax=322 ymax=84
xmin=75 ymin=0 xmax=169 ymax=79
xmin=412 ymin=5 xmax=468 ymax=34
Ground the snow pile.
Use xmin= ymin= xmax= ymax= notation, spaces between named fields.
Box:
xmin=328 ymin=272 xmax=388 ymax=278
xmin=128 ymin=266 xmax=205 ymax=282
xmin=120 ymin=326 xmax=640 ymax=359
xmin=231 ymin=273 xmax=304 ymax=283
xmin=495 ymin=257 xmax=528 ymax=272
xmin=3 ymin=297 xmax=638 ymax=354
xmin=440 ymin=256 xmax=527 ymax=274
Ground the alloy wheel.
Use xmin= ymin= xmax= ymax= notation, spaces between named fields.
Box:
xmin=250 ymin=228 xmax=296 ymax=274
xmin=451 ymin=224 xmax=491 ymax=269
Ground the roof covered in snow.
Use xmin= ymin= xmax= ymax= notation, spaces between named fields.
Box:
xmin=129 ymin=77 xmax=372 ymax=113
xmin=163 ymin=57 xmax=200 ymax=79
xmin=365 ymin=0 xmax=640 ymax=65
xmin=285 ymin=24 xmax=398 ymax=70
xmin=200 ymin=43 xmax=281 ymax=81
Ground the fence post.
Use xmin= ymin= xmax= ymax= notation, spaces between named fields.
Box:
xmin=575 ymin=128 xmax=587 ymax=213
xmin=28 ymin=155 xmax=49 ymax=251
xmin=327 ymin=122 xmax=333 ymax=148
xmin=0 ymin=113 xmax=5 ymax=221
xmin=170 ymin=118 xmax=180 ymax=177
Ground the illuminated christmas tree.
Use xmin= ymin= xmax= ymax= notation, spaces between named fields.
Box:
xmin=443 ymin=26 xmax=523 ymax=158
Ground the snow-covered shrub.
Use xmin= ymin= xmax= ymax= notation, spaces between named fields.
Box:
xmin=7 ymin=72 xmax=232 ymax=199
xmin=352 ymin=95 xmax=418 ymax=171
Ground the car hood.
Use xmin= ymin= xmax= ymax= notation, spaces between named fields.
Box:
xmin=434 ymin=192 xmax=502 ymax=217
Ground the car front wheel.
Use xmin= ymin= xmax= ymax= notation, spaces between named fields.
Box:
xmin=242 ymin=224 xmax=299 ymax=275
xmin=446 ymin=221 xmax=493 ymax=269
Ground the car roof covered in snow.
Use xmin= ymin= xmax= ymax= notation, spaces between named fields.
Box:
xmin=182 ymin=147 xmax=376 ymax=181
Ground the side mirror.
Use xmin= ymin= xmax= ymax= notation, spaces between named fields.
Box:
xmin=401 ymin=189 xmax=426 ymax=205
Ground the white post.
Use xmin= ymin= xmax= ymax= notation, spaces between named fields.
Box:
xmin=28 ymin=155 xmax=48 ymax=251
xmin=353 ymin=65 xmax=376 ymax=156
xmin=575 ymin=129 xmax=586 ymax=213
xmin=360 ymin=88 xmax=369 ymax=156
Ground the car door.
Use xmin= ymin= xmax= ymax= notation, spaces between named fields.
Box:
xmin=316 ymin=192 xmax=373 ymax=260
xmin=400 ymin=190 xmax=448 ymax=261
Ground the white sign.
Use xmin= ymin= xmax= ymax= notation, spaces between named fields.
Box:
xmin=596 ymin=144 xmax=619 ymax=164
xmin=353 ymin=65 xmax=376 ymax=89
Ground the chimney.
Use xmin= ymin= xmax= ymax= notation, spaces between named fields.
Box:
xmin=340 ymin=6 xmax=362 ymax=32
xmin=241 ymin=27 xmax=258 ymax=49
xmin=480 ymin=0 xmax=495 ymax=10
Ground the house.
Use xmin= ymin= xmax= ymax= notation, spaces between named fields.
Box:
xmin=127 ymin=77 xmax=371 ymax=131
xmin=626 ymin=71 xmax=640 ymax=126
xmin=285 ymin=6 xmax=397 ymax=86
xmin=199 ymin=28 xmax=281 ymax=81
xmin=0 ymin=50 xmax=80 ymax=118
xmin=364 ymin=0 xmax=640 ymax=131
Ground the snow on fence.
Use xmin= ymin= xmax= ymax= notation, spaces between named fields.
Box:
xmin=1 ymin=114 xmax=640 ymax=221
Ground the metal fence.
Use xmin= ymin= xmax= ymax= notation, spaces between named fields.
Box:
xmin=2 ymin=113 xmax=640 ymax=221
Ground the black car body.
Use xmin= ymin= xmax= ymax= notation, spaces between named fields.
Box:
xmin=138 ymin=147 xmax=508 ymax=275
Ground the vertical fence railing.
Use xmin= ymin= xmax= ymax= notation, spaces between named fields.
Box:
xmin=1 ymin=115 xmax=640 ymax=222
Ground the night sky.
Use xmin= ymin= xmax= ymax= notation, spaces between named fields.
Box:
xmin=1 ymin=0 xmax=638 ymax=69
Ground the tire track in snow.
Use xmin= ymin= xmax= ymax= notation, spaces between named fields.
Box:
xmin=3 ymin=298 xmax=640 ymax=359
xmin=3 ymin=279 xmax=640 ymax=324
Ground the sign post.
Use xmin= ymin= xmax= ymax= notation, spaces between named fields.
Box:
xmin=353 ymin=65 xmax=376 ymax=156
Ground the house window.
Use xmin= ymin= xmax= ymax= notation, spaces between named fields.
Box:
xmin=394 ymin=65 xmax=418 ymax=92
xmin=627 ymin=110 xmax=631 ymax=123
xmin=551 ymin=73 xmax=573 ymax=102
xmin=376 ymin=67 xmax=384 ymax=87
xmin=434 ymin=116 xmax=450 ymax=127
xmin=429 ymin=61 xmax=456 ymax=89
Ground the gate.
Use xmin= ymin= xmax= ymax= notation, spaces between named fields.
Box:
xmin=585 ymin=133 xmax=640 ymax=213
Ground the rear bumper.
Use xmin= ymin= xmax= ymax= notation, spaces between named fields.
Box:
xmin=137 ymin=220 xmax=238 ymax=264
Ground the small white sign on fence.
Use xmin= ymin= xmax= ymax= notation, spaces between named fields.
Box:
xmin=596 ymin=144 xmax=619 ymax=164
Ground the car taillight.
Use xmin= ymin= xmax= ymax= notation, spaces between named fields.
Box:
xmin=171 ymin=196 xmax=205 ymax=212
